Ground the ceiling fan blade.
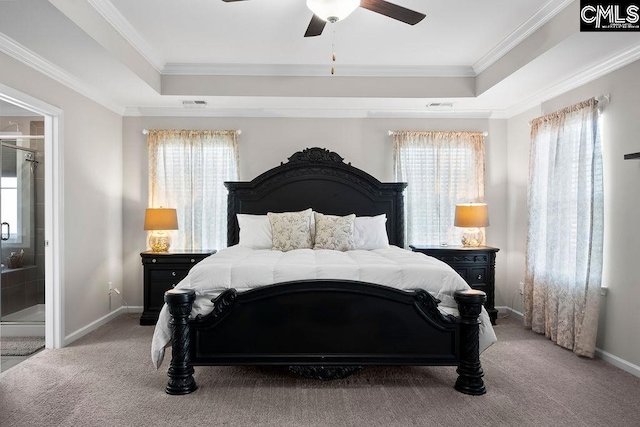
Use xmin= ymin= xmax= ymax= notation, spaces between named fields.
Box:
xmin=360 ymin=0 xmax=426 ymax=25
xmin=304 ymin=15 xmax=327 ymax=37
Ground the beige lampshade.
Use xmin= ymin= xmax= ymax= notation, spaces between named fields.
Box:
xmin=454 ymin=203 xmax=489 ymax=228
xmin=144 ymin=208 xmax=178 ymax=231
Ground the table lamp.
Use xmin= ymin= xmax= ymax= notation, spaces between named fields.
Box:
xmin=144 ymin=208 xmax=178 ymax=252
xmin=454 ymin=203 xmax=489 ymax=247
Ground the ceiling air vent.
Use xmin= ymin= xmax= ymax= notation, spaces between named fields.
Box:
xmin=426 ymin=102 xmax=454 ymax=110
xmin=182 ymin=100 xmax=207 ymax=108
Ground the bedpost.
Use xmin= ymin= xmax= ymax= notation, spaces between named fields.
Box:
xmin=454 ymin=289 xmax=487 ymax=396
xmin=165 ymin=289 xmax=197 ymax=395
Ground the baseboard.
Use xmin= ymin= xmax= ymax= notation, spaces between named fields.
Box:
xmin=595 ymin=348 xmax=640 ymax=378
xmin=64 ymin=305 xmax=143 ymax=346
xmin=500 ymin=305 xmax=640 ymax=379
xmin=495 ymin=306 xmax=524 ymax=319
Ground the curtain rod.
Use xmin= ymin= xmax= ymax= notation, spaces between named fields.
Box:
xmin=529 ymin=94 xmax=609 ymax=126
xmin=387 ymin=130 xmax=489 ymax=136
xmin=142 ymin=129 xmax=242 ymax=135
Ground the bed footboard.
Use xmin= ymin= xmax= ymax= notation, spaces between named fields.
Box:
xmin=164 ymin=289 xmax=197 ymax=395
xmin=164 ymin=282 xmax=486 ymax=396
xmin=453 ymin=289 xmax=487 ymax=395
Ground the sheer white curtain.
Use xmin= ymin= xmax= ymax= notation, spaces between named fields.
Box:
xmin=525 ymin=98 xmax=603 ymax=357
xmin=393 ymin=131 xmax=485 ymax=246
xmin=148 ymin=130 xmax=239 ymax=250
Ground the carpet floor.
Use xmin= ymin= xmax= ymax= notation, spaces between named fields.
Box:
xmin=1 ymin=336 xmax=45 ymax=356
xmin=0 ymin=314 xmax=638 ymax=427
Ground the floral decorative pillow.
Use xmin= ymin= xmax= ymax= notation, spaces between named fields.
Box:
xmin=267 ymin=209 xmax=313 ymax=252
xmin=314 ymin=212 xmax=356 ymax=251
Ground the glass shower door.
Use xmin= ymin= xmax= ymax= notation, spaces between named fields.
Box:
xmin=0 ymin=142 xmax=43 ymax=331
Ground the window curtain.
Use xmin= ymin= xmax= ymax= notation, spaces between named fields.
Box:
xmin=393 ymin=131 xmax=485 ymax=246
xmin=147 ymin=130 xmax=239 ymax=250
xmin=525 ymin=98 xmax=603 ymax=357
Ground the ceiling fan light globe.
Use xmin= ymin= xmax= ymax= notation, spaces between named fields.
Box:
xmin=306 ymin=0 xmax=360 ymax=22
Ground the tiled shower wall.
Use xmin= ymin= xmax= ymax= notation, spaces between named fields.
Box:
xmin=0 ymin=118 xmax=45 ymax=317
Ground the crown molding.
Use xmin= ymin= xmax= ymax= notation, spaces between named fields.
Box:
xmin=124 ymin=106 xmax=493 ymax=119
xmin=125 ymin=107 xmax=282 ymax=117
xmin=87 ymin=0 xmax=165 ymax=72
xmin=366 ymin=110 xmax=492 ymax=119
xmin=162 ymin=63 xmax=476 ymax=77
xmin=473 ymin=0 xmax=574 ymax=74
xmin=0 ymin=33 xmax=124 ymax=115
xmin=500 ymin=42 xmax=640 ymax=118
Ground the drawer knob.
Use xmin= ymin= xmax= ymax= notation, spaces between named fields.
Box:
xmin=191 ymin=258 xmax=195 ymax=263
xmin=152 ymin=259 xmax=156 ymax=263
xmin=477 ymin=274 xmax=483 ymax=280
xmin=172 ymin=271 xmax=176 ymax=277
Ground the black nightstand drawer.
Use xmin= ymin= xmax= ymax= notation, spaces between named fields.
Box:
xmin=410 ymin=245 xmax=499 ymax=325
xmin=149 ymin=268 xmax=189 ymax=284
xmin=140 ymin=250 xmax=216 ymax=325
xmin=142 ymin=255 xmax=206 ymax=265
xmin=469 ymin=267 xmax=487 ymax=285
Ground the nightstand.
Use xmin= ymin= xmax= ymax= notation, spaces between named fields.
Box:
xmin=139 ymin=250 xmax=216 ymax=325
xmin=409 ymin=245 xmax=499 ymax=325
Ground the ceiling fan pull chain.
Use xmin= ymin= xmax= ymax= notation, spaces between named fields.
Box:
xmin=331 ymin=27 xmax=336 ymax=75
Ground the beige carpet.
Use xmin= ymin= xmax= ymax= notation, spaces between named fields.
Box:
xmin=1 ymin=314 xmax=639 ymax=427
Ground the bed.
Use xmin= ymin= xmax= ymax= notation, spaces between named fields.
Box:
xmin=156 ymin=147 xmax=495 ymax=396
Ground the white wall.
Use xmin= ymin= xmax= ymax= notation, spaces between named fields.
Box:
xmin=505 ymin=106 xmax=541 ymax=314
xmin=0 ymin=51 xmax=123 ymax=336
xmin=122 ymin=116 xmax=508 ymax=307
xmin=505 ymin=59 xmax=640 ymax=368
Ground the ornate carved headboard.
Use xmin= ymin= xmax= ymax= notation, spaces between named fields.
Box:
xmin=225 ymin=148 xmax=407 ymax=247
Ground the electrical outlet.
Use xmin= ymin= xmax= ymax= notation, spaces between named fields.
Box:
xmin=518 ymin=282 xmax=524 ymax=295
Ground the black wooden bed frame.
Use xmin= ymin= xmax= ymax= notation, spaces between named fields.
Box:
xmin=164 ymin=148 xmax=487 ymax=396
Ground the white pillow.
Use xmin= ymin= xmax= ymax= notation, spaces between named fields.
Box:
xmin=354 ymin=214 xmax=389 ymax=250
xmin=268 ymin=208 xmax=314 ymax=252
xmin=237 ymin=214 xmax=272 ymax=249
xmin=313 ymin=212 xmax=356 ymax=251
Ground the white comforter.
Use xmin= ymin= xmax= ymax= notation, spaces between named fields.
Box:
xmin=151 ymin=245 xmax=497 ymax=368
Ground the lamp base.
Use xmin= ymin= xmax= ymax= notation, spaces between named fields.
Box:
xmin=461 ymin=228 xmax=483 ymax=247
xmin=149 ymin=231 xmax=172 ymax=252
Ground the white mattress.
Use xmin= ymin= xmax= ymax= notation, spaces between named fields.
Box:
xmin=151 ymin=245 xmax=497 ymax=368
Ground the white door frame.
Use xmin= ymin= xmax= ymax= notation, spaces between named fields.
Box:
xmin=0 ymin=83 xmax=64 ymax=349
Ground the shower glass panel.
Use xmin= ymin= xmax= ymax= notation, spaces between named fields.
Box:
xmin=0 ymin=142 xmax=43 ymax=329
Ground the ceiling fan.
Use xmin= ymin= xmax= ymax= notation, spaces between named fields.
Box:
xmin=221 ymin=0 xmax=426 ymax=37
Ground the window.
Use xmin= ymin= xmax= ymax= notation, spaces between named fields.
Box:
xmin=0 ymin=177 xmax=19 ymax=242
xmin=393 ymin=131 xmax=485 ymax=246
xmin=147 ymin=130 xmax=239 ymax=250
xmin=0 ymin=144 xmax=33 ymax=246
xmin=524 ymin=98 xmax=603 ymax=356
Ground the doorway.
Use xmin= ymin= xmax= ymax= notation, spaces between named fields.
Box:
xmin=0 ymin=124 xmax=44 ymax=370
xmin=0 ymin=83 xmax=63 ymax=360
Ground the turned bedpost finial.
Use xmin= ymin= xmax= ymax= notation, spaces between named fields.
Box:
xmin=165 ymin=288 xmax=197 ymax=395
xmin=454 ymin=289 xmax=487 ymax=396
